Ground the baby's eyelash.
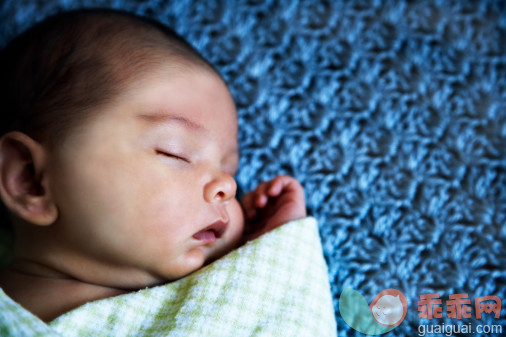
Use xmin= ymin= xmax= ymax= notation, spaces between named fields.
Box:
xmin=155 ymin=150 xmax=190 ymax=163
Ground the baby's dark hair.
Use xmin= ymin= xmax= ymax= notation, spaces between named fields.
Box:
xmin=0 ymin=8 xmax=219 ymax=146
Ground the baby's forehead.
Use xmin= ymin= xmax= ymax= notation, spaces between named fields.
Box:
xmin=136 ymin=70 xmax=237 ymax=138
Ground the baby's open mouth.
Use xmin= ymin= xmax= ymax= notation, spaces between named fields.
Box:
xmin=193 ymin=220 xmax=227 ymax=243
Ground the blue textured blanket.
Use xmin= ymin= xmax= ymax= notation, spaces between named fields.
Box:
xmin=1 ymin=1 xmax=505 ymax=336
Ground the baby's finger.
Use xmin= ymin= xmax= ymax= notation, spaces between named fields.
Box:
xmin=254 ymin=192 xmax=268 ymax=208
xmin=267 ymin=176 xmax=286 ymax=197
xmin=240 ymin=182 xmax=270 ymax=218
xmin=267 ymin=175 xmax=299 ymax=197
xmin=247 ymin=181 xmax=268 ymax=205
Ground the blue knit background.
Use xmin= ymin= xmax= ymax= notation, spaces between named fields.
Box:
xmin=1 ymin=1 xmax=505 ymax=336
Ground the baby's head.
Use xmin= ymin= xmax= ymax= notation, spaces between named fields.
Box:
xmin=0 ymin=9 xmax=244 ymax=289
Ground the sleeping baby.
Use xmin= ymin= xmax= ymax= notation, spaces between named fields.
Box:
xmin=0 ymin=9 xmax=306 ymax=322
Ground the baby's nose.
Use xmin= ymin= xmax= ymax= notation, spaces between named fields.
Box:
xmin=204 ymin=173 xmax=237 ymax=203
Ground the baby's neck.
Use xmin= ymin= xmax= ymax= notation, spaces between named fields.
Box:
xmin=0 ymin=265 xmax=127 ymax=322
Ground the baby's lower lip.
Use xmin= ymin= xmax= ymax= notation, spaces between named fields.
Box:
xmin=192 ymin=230 xmax=217 ymax=243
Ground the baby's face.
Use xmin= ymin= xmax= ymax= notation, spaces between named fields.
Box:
xmin=45 ymin=66 xmax=244 ymax=288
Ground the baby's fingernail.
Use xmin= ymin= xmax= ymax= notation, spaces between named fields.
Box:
xmin=268 ymin=184 xmax=280 ymax=196
xmin=258 ymin=194 xmax=268 ymax=206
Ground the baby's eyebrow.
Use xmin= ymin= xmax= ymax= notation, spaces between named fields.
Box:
xmin=137 ymin=113 xmax=207 ymax=133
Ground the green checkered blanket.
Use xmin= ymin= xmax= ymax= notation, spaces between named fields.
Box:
xmin=0 ymin=217 xmax=336 ymax=336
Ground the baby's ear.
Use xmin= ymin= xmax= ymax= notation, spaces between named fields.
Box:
xmin=0 ymin=132 xmax=57 ymax=226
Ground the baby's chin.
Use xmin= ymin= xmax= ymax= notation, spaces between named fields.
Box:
xmin=157 ymin=242 xmax=235 ymax=282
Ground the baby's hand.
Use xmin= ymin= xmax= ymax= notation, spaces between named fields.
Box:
xmin=241 ymin=175 xmax=306 ymax=242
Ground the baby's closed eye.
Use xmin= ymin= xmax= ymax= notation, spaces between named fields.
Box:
xmin=155 ymin=149 xmax=191 ymax=163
